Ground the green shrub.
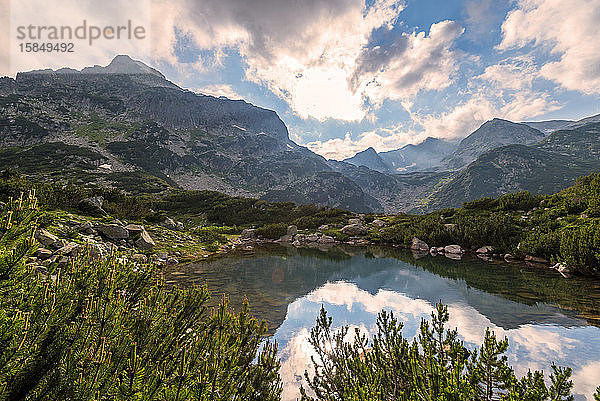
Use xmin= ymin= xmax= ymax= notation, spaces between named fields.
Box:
xmin=0 ymin=193 xmax=282 ymax=400
xmin=301 ymin=303 xmax=579 ymax=401
xmin=255 ymin=223 xmax=288 ymax=240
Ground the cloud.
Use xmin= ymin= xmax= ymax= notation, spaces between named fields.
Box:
xmin=150 ymin=0 xmax=465 ymax=122
xmin=353 ymin=20 xmax=465 ymax=106
xmin=305 ymin=126 xmax=428 ymax=160
xmin=193 ymin=84 xmax=242 ymax=100
xmin=498 ymin=0 xmax=600 ymax=95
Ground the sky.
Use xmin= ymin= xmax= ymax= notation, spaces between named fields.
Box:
xmin=4 ymin=0 xmax=600 ymax=160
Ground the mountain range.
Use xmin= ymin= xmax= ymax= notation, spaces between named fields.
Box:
xmin=1 ymin=55 xmax=599 ymax=213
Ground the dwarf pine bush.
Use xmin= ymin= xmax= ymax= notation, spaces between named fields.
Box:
xmin=0 ymin=192 xmax=282 ymax=401
xmin=301 ymin=303 xmax=588 ymax=401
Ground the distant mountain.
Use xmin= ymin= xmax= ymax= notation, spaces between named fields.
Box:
xmin=380 ymin=137 xmax=456 ymax=173
xmin=420 ymin=122 xmax=600 ymax=211
xmin=565 ymin=113 xmax=600 ymax=129
xmin=343 ymin=147 xmax=391 ymax=173
xmin=521 ymin=120 xmax=573 ymax=135
xmin=441 ymin=118 xmax=545 ymax=170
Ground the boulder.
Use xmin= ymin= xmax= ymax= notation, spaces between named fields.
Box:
xmin=371 ymin=219 xmax=385 ymax=228
xmin=476 ymin=246 xmax=494 ymax=255
xmin=35 ymin=248 xmax=53 ymax=260
xmin=292 ymin=240 xmax=302 ymax=247
xmin=135 ymin=230 xmax=155 ymax=250
xmin=444 ymin=245 xmax=463 ymax=254
xmin=132 ymin=254 xmax=148 ymax=263
xmin=410 ymin=237 xmax=429 ymax=252
xmin=445 ymin=252 xmax=462 ymax=261
xmin=287 ymin=225 xmax=298 ymax=236
xmin=167 ymin=258 xmax=179 ymax=265
xmin=240 ymin=229 xmax=256 ymax=239
xmin=429 ymin=248 xmax=438 ymax=256
xmin=504 ymin=253 xmax=516 ymax=262
xmin=278 ymin=234 xmax=293 ymax=242
xmin=306 ymin=234 xmax=320 ymax=242
xmin=161 ymin=217 xmax=177 ymax=230
xmin=348 ymin=218 xmax=362 ymax=225
xmin=55 ymin=242 xmax=80 ymax=256
xmin=341 ymin=224 xmax=367 ymax=235
xmin=0 ymin=201 xmax=5 ymax=212
xmin=96 ymin=224 xmax=129 ymax=240
xmin=444 ymin=224 xmax=457 ymax=230
xmin=77 ymin=196 xmax=107 ymax=217
xmin=176 ymin=221 xmax=185 ymax=231
xmin=318 ymin=235 xmax=335 ymax=244
xmin=35 ymin=229 xmax=60 ymax=248
xmin=124 ymin=224 xmax=145 ymax=235
xmin=318 ymin=225 xmax=329 ymax=232
xmin=78 ymin=221 xmax=96 ymax=235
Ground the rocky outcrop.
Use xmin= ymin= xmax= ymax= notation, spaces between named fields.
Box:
xmin=78 ymin=196 xmax=107 ymax=217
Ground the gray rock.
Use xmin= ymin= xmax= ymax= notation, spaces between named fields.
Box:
xmin=132 ymin=253 xmax=148 ymax=263
xmin=445 ymin=252 xmax=462 ymax=261
xmin=318 ymin=225 xmax=329 ymax=232
xmin=341 ymin=224 xmax=367 ymax=235
xmin=78 ymin=196 xmax=107 ymax=217
xmin=317 ymin=235 xmax=335 ymax=244
xmin=292 ymin=240 xmax=302 ymax=247
xmin=135 ymin=230 xmax=155 ymax=250
xmin=278 ymin=234 xmax=293 ymax=242
xmin=410 ymin=237 xmax=429 ymax=252
xmin=161 ymin=217 xmax=177 ymax=230
xmin=240 ymin=229 xmax=256 ymax=239
xmin=306 ymin=234 xmax=320 ymax=242
xmin=167 ymin=258 xmax=179 ymax=265
xmin=0 ymin=201 xmax=5 ymax=212
xmin=444 ymin=224 xmax=457 ymax=230
xmin=444 ymin=245 xmax=463 ymax=254
xmin=476 ymin=246 xmax=494 ymax=255
xmin=177 ymin=221 xmax=185 ymax=231
xmin=504 ymin=253 xmax=516 ymax=262
xmin=35 ymin=248 xmax=53 ymax=260
xmin=287 ymin=225 xmax=298 ymax=236
xmin=371 ymin=219 xmax=385 ymax=228
xmin=348 ymin=218 xmax=362 ymax=225
xmin=35 ymin=229 xmax=60 ymax=248
xmin=78 ymin=221 xmax=96 ymax=235
xmin=96 ymin=224 xmax=129 ymax=240
xmin=55 ymin=242 xmax=80 ymax=256
xmin=124 ymin=224 xmax=145 ymax=235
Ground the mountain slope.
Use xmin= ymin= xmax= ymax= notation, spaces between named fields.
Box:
xmin=441 ymin=119 xmax=545 ymax=170
xmin=421 ymin=122 xmax=600 ymax=211
xmin=0 ymin=56 xmax=379 ymax=212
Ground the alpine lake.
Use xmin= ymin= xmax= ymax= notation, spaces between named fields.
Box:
xmin=165 ymin=244 xmax=600 ymax=400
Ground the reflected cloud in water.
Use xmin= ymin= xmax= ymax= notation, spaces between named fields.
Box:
xmin=274 ymin=272 xmax=600 ymax=401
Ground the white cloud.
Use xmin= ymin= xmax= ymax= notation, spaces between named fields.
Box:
xmin=149 ymin=0 xmax=465 ymax=122
xmin=305 ymin=126 xmax=427 ymax=160
xmin=193 ymin=84 xmax=242 ymax=100
xmin=498 ymin=0 xmax=600 ymax=95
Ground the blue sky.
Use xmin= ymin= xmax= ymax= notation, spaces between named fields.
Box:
xmin=15 ymin=0 xmax=598 ymax=160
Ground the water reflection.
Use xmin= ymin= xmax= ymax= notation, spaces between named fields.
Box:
xmin=166 ymin=245 xmax=600 ymax=400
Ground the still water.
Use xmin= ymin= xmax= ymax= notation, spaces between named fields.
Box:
xmin=166 ymin=245 xmax=600 ymax=400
